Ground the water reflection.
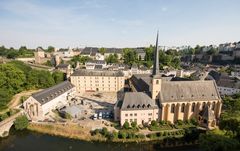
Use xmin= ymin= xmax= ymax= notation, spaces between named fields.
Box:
xmin=0 ymin=130 xmax=200 ymax=151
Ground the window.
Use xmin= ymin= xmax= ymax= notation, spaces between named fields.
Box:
xmin=191 ymin=103 xmax=195 ymax=112
xmin=130 ymin=113 xmax=133 ymax=116
xmin=125 ymin=119 xmax=128 ymax=122
xmin=134 ymin=113 xmax=137 ymax=116
xmin=156 ymin=80 xmax=159 ymax=84
xmin=148 ymin=113 xmax=152 ymax=116
xmin=171 ymin=104 xmax=175 ymax=113
xmin=134 ymin=119 xmax=137 ymax=122
xmin=181 ymin=103 xmax=185 ymax=112
xmin=148 ymin=118 xmax=151 ymax=121
xmin=125 ymin=114 xmax=128 ymax=117
xmin=130 ymin=119 xmax=133 ymax=122
xmin=212 ymin=102 xmax=215 ymax=110
xmin=202 ymin=102 xmax=206 ymax=109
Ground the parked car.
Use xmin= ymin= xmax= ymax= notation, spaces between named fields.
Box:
xmin=98 ymin=112 xmax=102 ymax=119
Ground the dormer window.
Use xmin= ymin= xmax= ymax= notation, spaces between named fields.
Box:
xmin=142 ymin=104 xmax=146 ymax=108
xmin=127 ymin=105 xmax=130 ymax=108
xmin=147 ymin=104 xmax=151 ymax=108
xmin=132 ymin=105 xmax=135 ymax=108
xmin=137 ymin=104 xmax=141 ymax=108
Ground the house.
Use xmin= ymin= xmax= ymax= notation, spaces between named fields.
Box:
xmin=23 ymin=81 xmax=76 ymax=121
xmin=104 ymin=48 xmax=123 ymax=59
xmin=135 ymin=47 xmax=146 ymax=61
xmin=85 ymin=60 xmax=107 ymax=70
xmin=208 ymin=71 xmax=240 ymax=95
xmin=56 ymin=63 xmax=73 ymax=78
xmin=80 ymin=47 xmax=99 ymax=59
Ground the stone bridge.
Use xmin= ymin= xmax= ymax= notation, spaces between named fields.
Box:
xmin=0 ymin=111 xmax=24 ymax=137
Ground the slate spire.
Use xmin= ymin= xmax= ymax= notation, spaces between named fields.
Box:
xmin=152 ymin=31 xmax=159 ymax=76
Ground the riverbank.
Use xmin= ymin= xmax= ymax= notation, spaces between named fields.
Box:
xmin=27 ymin=123 xmax=146 ymax=143
xmin=27 ymin=122 xmax=200 ymax=147
xmin=27 ymin=123 xmax=106 ymax=142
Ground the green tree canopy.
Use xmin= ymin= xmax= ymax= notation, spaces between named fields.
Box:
xmin=14 ymin=115 xmax=29 ymax=130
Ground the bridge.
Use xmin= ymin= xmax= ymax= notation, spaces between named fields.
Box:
xmin=0 ymin=111 xmax=24 ymax=137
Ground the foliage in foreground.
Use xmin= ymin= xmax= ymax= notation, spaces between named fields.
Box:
xmin=14 ymin=115 xmax=29 ymax=130
xmin=0 ymin=61 xmax=65 ymax=111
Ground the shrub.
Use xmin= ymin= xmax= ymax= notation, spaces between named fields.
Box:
xmin=128 ymin=132 xmax=136 ymax=139
xmin=131 ymin=121 xmax=137 ymax=129
xmin=101 ymin=127 xmax=108 ymax=136
xmin=112 ymin=130 xmax=118 ymax=139
xmin=176 ymin=120 xmax=184 ymax=125
xmin=118 ymin=130 xmax=127 ymax=139
xmin=138 ymin=134 xmax=145 ymax=139
xmin=190 ymin=118 xmax=198 ymax=126
xmin=148 ymin=133 xmax=157 ymax=139
xmin=159 ymin=120 xmax=166 ymax=125
xmin=156 ymin=132 xmax=162 ymax=137
xmin=163 ymin=131 xmax=167 ymax=136
xmin=123 ymin=121 xmax=130 ymax=129
xmin=151 ymin=120 xmax=158 ymax=127
xmin=14 ymin=115 xmax=29 ymax=130
xmin=0 ymin=113 xmax=9 ymax=121
xmin=91 ymin=129 xmax=100 ymax=136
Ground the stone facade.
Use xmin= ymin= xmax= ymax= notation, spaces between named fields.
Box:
xmin=70 ymin=70 xmax=125 ymax=92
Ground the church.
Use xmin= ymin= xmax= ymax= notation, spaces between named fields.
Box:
xmin=114 ymin=32 xmax=222 ymax=129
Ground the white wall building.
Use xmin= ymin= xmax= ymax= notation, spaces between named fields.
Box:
xmin=23 ymin=81 xmax=76 ymax=121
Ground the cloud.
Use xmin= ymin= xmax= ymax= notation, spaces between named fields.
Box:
xmin=161 ymin=7 xmax=168 ymax=12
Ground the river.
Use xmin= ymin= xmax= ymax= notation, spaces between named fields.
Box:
xmin=0 ymin=130 xmax=201 ymax=151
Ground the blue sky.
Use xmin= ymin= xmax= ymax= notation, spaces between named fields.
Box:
xmin=0 ymin=0 xmax=240 ymax=49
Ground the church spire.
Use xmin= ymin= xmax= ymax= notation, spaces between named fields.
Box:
xmin=152 ymin=31 xmax=159 ymax=76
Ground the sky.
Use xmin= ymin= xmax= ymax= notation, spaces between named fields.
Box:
xmin=0 ymin=0 xmax=240 ymax=49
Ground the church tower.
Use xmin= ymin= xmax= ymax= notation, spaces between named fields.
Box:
xmin=151 ymin=31 xmax=162 ymax=100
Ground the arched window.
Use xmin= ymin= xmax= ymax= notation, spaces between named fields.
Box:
xmin=181 ymin=103 xmax=185 ymax=112
xmin=171 ymin=104 xmax=175 ymax=113
xmin=156 ymin=80 xmax=159 ymax=84
xmin=191 ymin=103 xmax=195 ymax=112
xmin=202 ymin=102 xmax=206 ymax=109
xmin=212 ymin=102 xmax=215 ymax=110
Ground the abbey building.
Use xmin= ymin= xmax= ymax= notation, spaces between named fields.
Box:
xmin=114 ymin=32 xmax=222 ymax=129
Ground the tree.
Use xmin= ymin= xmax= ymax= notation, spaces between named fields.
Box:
xmin=99 ymin=47 xmax=106 ymax=55
xmin=144 ymin=46 xmax=154 ymax=61
xmin=199 ymin=130 xmax=239 ymax=151
xmin=47 ymin=46 xmax=55 ymax=52
xmin=123 ymin=48 xmax=138 ymax=65
xmin=0 ymin=64 xmax=26 ymax=93
xmin=105 ymin=54 xmax=118 ymax=64
xmin=52 ymin=71 xmax=65 ymax=84
xmin=7 ymin=50 xmax=18 ymax=59
xmin=123 ymin=121 xmax=130 ymax=129
xmin=14 ymin=115 xmax=29 ymax=130
xmin=131 ymin=121 xmax=137 ymax=128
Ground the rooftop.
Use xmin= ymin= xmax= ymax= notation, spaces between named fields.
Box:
xmin=32 ymin=81 xmax=75 ymax=105
xmin=71 ymin=69 xmax=124 ymax=77
xmin=160 ymin=80 xmax=221 ymax=103
xmin=121 ymin=92 xmax=158 ymax=110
